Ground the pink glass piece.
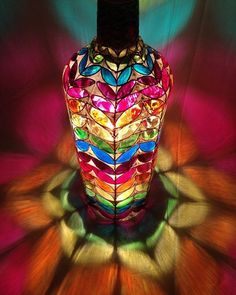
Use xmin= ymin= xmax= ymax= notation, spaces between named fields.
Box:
xmin=141 ymin=85 xmax=165 ymax=98
xmin=138 ymin=76 xmax=157 ymax=86
xmin=117 ymin=80 xmax=136 ymax=99
xmin=136 ymin=162 xmax=152 ymax=173
xmin=77 ymin=152 xmax=91 ymax=162
xmin=154 ymin=62 xmax=162 ymax=82
xmin=116 ymin=168 xmax=136 ymax=184
xmin=116 ymin=92 xmax=139 ymax=112
xmin=116 ymin=157 xmax=136 ymax=174
xmin=91 ymin=95 xmax=115 ymax=112
xmin=67 ymin=87 xmax=89 ymax=99
xmin=162 ymin=68 xmax=170 ymax=92
xmin=92 ymin=158 xmax=115 ymax=174
xmin=96 ymin=170 xmax=115 ymax=184
xmin=73 ymin=78 xmax=95 ymax=88
xmin=97 ymin=81 xmax=116 ymax=100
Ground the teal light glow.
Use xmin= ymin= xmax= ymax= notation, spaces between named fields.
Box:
xmin=52 ymin=0 xmax=196 ymax=47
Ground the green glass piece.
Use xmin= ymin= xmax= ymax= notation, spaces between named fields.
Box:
xmin=90 ymin=134 xmax=113 ymax=153
xmin=118 ymin=134 xmax=139 ymax=153
xmin=164 ymin=198 xmax=178 ymax=220
xmin=116 ymin=196 xmax=133 ymax=208
xmin=159 ymin=174 xmax=179 ymax=198
xmin=68 ymin=212 xmax=86 ymax=236
xmin=93 ymin=54 xmax=104 ymax=63
xmin=60 ymin=189 xmax=76 ymax=212
xmin=75 ymin=127 xmax=89 ymax=140
xmin=134 ymin=192 xmax=147 ymax=200
xmin=142 ymin=129 xmax=158 ymax=140
xmin=133 ymin=54 xmax=143 ymax=63
xmin=96 ymin=195 xmax=114 ymax=208
xmin=86 ymin=188 xmax=95 ymax=197
xmin=120 ymin=241 xmax=146 ymax=251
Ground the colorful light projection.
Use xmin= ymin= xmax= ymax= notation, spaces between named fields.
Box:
xmin=53 ymin=0 xmax=196 ymax=46
xmin=63 ymin=37 xmax=173 ymax=221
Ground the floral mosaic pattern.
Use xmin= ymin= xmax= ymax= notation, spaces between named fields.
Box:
xmin=63 ymin=38 xmax=173 ymax=220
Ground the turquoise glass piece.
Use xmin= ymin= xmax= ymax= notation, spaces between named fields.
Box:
xmin=76 ymin=140 xmax=90 ymax=152
xmin=79 ymin=53 xmax=88 ymax=73
xmin=116 ymin=145 xmax=139 ymax=164
xmin=101 ymin=68 xmax=117 ymax=86
xmin=147 ymin=54 xmax=154 ymax=70
xmin=82 ymin=65 xmax=101 ymax=76
xmin=117 ymin=66 xmax=132 ymax=86
xmin=78 ymin=47 xmax=88 ymax=55
xmin=91 ymin=145 xmax=114 ymax=165
xmin=133 ymin=64 xmax=151 ymax=75
xmin=139 ymin=141 xmax=156 ymax=152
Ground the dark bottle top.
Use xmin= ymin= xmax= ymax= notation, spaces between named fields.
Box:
xmin=97 ymin=0 xmax=139 ymax=50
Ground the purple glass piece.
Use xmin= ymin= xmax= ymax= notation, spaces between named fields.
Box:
xmin=92 ymin=158 xmax=115 ymax=174
xmin=138 ymin=76 xmax=157 ymax=86
xmin=73 ymin=78 xmax=95 ymax=88
xmin=67 ymin=87 xmax=89 ymax=99
xmin=97 ymin=81 xmax=116 ymax=100
xmin=91 ymin=95 xmax=115 ymax=112
xmin=117 ymin=80 xmax=136 ymax=99
xmin=141 ymin=85 xmax=165 ymax=98
xmin=77 ymin=152 xmax=91 ymax=162
xmin=116 ymin=92 xmax=139 ymax=112
xmin=115 ymin=157 xmax=136 ymax=174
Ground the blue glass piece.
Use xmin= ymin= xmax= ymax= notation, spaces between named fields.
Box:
xmin=147 ymin=46 xmax=152 ymax=53
xmin=116 ymin=145 xmax=139 ymax=164
xmin=147 ymin=54 xmax=154 ymax=71
xmin=116 ymin=204 xmax=132 ymax=214
xmin=101 ymin=68 xmax=117 ymax=86
xmin=76 ymin=140 xmax=90 ymax=152
xmin=91 ymin=146 xmax=114 ymax=165
xmin=133 ymin=64 xmax=151 ymax=75
xmin=78 ymin=47 xmax=88 ymax=55
xmin=96 ymin=202 xmax=114 ymax=214
xmin=79 ymin=53 xmax=88 ymax=74
xmin=133 ymin=199 xmax=145 ymax=207
xmin=139 ymin=141 xmax=156 ymax=152
xmin=117 ymin=66 xmax=132 ymax=86
xmin=82 ymin=65 xmax=101 ymax=76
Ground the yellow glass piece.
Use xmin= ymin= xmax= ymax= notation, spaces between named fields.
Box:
xmin=84 ymin=181 xmax=94 ymax=190
xmin=117 ymin=187 xmax=135 ymax=201
xmin=144 ymin=99 xmax=164 ymax=115
xmin=90 ymin=107 xmax=113 ymax=129
xmin=116 ymin=120 xmax=141 ymax=141
xmin=117 ymin=178 xmax=135 ymax=193
xmin=96 ymin=178 xmax=114 ymax=193
xmin=106 ymin=60 xmax=118 ymax=71
xmin=95 ymin=186 xmax=114 ymax=201
xmin=71 ymin=114 xmax=86 ymax=127
xmin=116 ymin=104 xmax=142 ymax=128
xmin=136 ymin=183 xmax=149 ymax=192
xmin=88 ymin=120 xmax=114 ymax=141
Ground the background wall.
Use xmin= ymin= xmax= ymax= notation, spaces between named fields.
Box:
xmin=0 ymin=1 xmax=236 ymax=294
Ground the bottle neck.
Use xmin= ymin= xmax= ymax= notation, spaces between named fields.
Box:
xmin=97 ymin=0 xmax=139 ymax=50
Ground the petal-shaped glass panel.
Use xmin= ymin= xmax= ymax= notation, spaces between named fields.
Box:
xmin=91 ymin=95 xmax=115 ymax=113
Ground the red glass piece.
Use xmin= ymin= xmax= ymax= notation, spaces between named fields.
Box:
xmin=116 ymin=92 xmax=139 ymax=112
xmin=82 ymin=171 xmax=95 ymax=182
xmin=80 ymin=161 xmax=94 ymax=172
xmin=138 ymin=152 xmax=154 ymax=162
xmin=63 ymin=66 xmax=70 ymax=90
xmin=153 ymin=62 xmax=162 ymax=82
xmin=97 ymin=81 xmax=116 ymax=100
xmin=136 ymin=162 xmax=152 ymax=173
xmin=141 ymin=85 xmax=164 ymax=98
xmin=135 ymin=172 xmax=150 ymax=184
xmin=69 ymin=61 xmax=77 ymax=81
xmin=162 ymin=68 xmax=170 ymax=92
xmin=115 ymin=157 xmax=136 ymax=174
xmin=96 ymin=170 xmax=115 ymax=184
xmin=138 ymin=76 xmax=157 ymax=86
xmin=67 ymin=87 xmax=89 ymax=99
xmin=117 ymin=80 xmax=136 ymax=99
xmin=77 ymin=152 xmax=91 ymax=162
xmin=73 ymin=78 xmax=95 ymax=88
xmin=116 ymin=168 xmax=136 ymax=184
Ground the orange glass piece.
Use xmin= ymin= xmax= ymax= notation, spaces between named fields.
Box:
xmin=116 ymin=104 xmax=142 ymax=128
xmin=117 ymin=178 xmax=135 ymax=193
xmin=96 ymin=178 xmax=114 ymax=193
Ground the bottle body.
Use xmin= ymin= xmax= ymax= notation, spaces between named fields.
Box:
xmin=63 ymin=38 xmax=173 ymax=222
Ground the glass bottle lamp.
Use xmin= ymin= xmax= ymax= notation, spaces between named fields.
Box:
xmin=63 ymin=0 xmax=173 ymax=222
